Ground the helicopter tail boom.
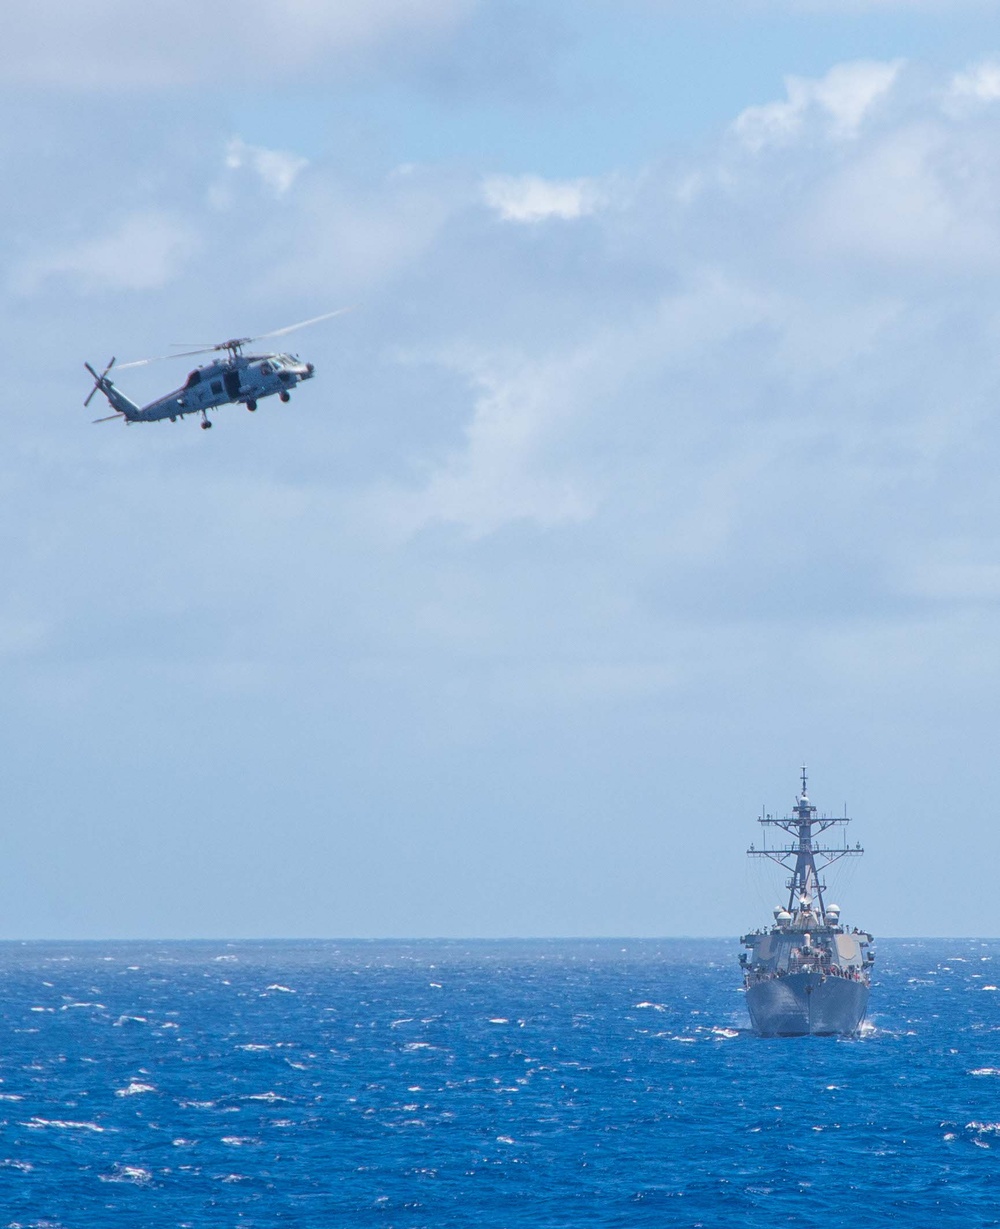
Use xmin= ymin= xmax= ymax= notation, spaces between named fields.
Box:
xmin=84 ymin=359 xmax=141 ymax=422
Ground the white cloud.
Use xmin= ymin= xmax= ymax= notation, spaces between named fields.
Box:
xmin=481 ymin=174 xmax=607 ymax=223
xmin=223 ymin=139 xmax=308 ymax=199
xmin=259 ymin=165 xmax=464 ymax=296
xmin=946 ymin=60 xmax=1000 ymax=111
xmin=733 ymin=59 xmax=903 ymax=151
xmin=376 ymin=349 xmax=598 ymax=537
xmin=803 ymin=121 xmax=1000 ymax=267
xmin=12 ymin=211 xmax=200 ymax=295
xmin=374 ymin=269 xmax=784 ymax=541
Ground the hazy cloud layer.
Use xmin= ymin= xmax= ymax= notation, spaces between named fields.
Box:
xmin=4 ymin=28 xmax=1000 ymax=937
xmin=1 ymin=0 xmax=476 ymax=89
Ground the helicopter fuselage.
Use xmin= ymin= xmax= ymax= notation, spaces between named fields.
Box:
xmin=89 ymin=351 xmax=315 ymax=426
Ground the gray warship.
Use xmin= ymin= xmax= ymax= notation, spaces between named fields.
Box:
xmin=739 ymin=768 xmax=875 ymax=1037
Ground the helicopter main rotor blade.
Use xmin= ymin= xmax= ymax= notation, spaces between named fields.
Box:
xmin=247 ymin=306 xmax=356 ymax=344
xmin=116 ymin=347 xmax=217 ymax=369
xmin=166 ymin=309 xmax=354 ymax=354
xmin=92 ymin=412 xmax=124 ymax=423
xmin=114 ymin=308 xmax=355 ymax=370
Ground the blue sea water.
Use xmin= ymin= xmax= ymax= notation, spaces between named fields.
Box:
xmin=0 ymin=938 xmax=997 ymax=1227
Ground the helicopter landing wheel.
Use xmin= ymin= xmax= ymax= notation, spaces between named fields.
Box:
xmin=246 ymin=399 xmax=257 ymax=412
xmin=201 ymin=419 xmax=212 ymax=430
xmin=279 ymin=391 xmax=291 ymax=403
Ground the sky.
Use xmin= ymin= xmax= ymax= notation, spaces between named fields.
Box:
xmin=3 ymin=0 xmax=1000 ymax=939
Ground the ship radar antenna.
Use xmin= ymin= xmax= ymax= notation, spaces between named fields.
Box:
xmin=800 ymin=763 xmax=808 ymax=797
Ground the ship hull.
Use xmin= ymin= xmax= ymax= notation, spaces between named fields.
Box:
xmin=746 ymin=972 xmax=869 ymax=1037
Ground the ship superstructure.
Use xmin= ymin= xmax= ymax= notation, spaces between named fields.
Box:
xmin=740 ymin=768 xmax=875 ymax=1037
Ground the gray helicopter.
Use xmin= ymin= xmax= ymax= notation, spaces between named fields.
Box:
xmin=84 ymin=308 xmax=351 ymax=430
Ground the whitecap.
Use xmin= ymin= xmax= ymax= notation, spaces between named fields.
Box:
xmin=244 ymin=1092 xmax=290 ymax=1103
xmin=634 ymin=1002 xmax=666 ymax=1011
xmin=115 ymin=1082 xmax=155 ymax=1098
xmin=265 ymin=984 xmax=295 ymax=993
xmin=221 ymin=1136 xmax=260 ymax=1147
xmin=100 ymin=1164 xmax=152 ymax=1185
xmin=969 ymin=1068 xmax=1000 ymax=1077
xmin=25 ymin=1117 xmax=105 ymax=1132
xmin=497 ymin=1135 xmax=516 ymax=1144
xmin=488 ymin=1018 xmax=509 ymax=1024
xmin=113 ymin=1015 xmax=148 ymax=1027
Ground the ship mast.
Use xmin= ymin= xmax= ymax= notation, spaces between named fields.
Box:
xmin=748 ymin=766 xmax=863 ymax=925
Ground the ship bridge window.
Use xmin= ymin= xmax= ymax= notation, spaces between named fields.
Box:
xmin=184 ymin=370 xmax=201 ymax=388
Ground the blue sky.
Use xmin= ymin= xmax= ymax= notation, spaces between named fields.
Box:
xmin=3 ymin=0 xmax=1000 ymax=938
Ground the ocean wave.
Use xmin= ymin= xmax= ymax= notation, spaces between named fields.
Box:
xmin=99 ymin=1164 xmax=152 ymax=1184
xmin=115 ymin=1082 xmax=156 ymax=1097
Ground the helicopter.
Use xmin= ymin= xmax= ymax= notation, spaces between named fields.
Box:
xmin=84 ymin=308 xmax=351 ymax=430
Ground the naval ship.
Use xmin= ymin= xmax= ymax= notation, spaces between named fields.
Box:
xmin=739 ymin=768 xmax=875 ymax=1037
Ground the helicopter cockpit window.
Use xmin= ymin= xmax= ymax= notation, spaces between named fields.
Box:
xmin=184 ymin=370 xmax=201 ymax=388
xmin=210 ymin=380 xmax=223 ymax=394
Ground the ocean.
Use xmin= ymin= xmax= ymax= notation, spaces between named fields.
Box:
xmin=0 ymin=937 xmax=996 ymax=1227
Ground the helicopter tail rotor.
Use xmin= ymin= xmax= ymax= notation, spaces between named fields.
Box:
xmin=83 ymin=357 xmax=141 ymax=422
xmin=84 ymin=357 xmax=116 ymax=407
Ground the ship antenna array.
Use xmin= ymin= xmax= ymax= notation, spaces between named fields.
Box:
xmin=746 ymin=767 xmax=863 ymax=917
